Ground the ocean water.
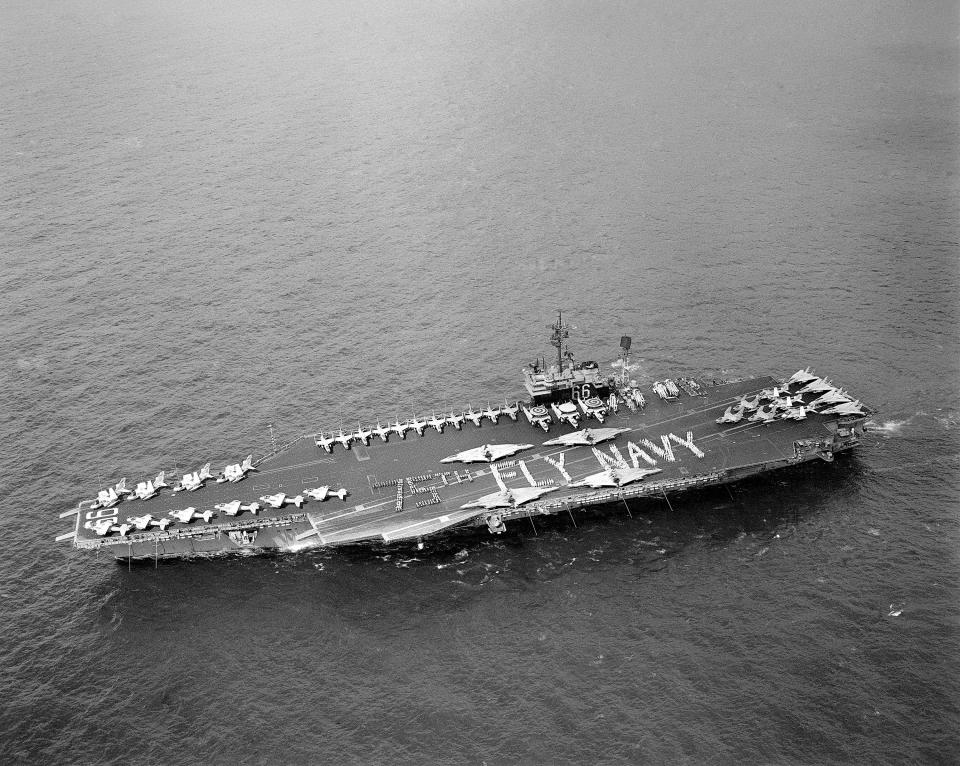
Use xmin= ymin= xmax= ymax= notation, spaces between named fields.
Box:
xmin=2 ymin=0 xmax=958 ymax=763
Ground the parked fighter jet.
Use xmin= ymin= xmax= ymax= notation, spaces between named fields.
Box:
xmin=353 ymin=424 xmax=372 ymax=446
xmin=798 ymin=377 xmax=834 ymax=395
xmin=440 ymin=443 xmax=534 ymax=464
xmin=259 ymin=493 xmax=305 ymax=509
xmin=219 ymin=456 xmax=257 ymax=483
xmin=168 ymin=507 xmax=214 ymax=524
xmin=543 ymin=428 xmax=629 ymax=447
xmin=781 ymin=406 xmax=810 ymax=421
xmin=133 ymin=479 xmax=159 ymax=501
xmin=788 ymin=368 xmax=818 ymax=386
xmin=304 ymin=486 xmax=349 ymax=501
xmin=809 ymin=389 xmax=851 ymax=409
xmin=482 ymin=404 xmax=500 ymax=424
xmin=716 ymin=405 xmax=745 ymax=424
xmin=407 ymin=415 xmax=427 ymax=436
xmin=214 ymin=501 xmax=261 ymax=516
xmin=176 ymin=463 xmax=213 ymax=492
xmin=460 ymin=485 xmax=559 ymax=510
xmin=748 ymin=405 xmax=777 ymax=423
xmin=215 ymin=501 xmax=242 ymax=516
xmin=818 ymin=401 xmax=866 ymax=416
xmin=389 ymin=418 xmax=409 ymax=440
xmin=372 ymin=421 xmax=391 ymax=442
xmin=126 ymin=514 xmax=172 ymax=531
xmin=570 ymin=466 xmax=662 ymax=489
xmin=126 ymin=514 xmax=151 ymax=531
xmin=89 ymin=519 xmax=117 ymax=536
xmin=93 ymin=485 xmax=121 ymax=509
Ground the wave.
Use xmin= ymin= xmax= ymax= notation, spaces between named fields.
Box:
xmin=866 ymin=417 xmax=914 ymax=436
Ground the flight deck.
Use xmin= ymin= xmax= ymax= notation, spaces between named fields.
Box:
xmin=57 ymin=315 xmax=870 ymax=560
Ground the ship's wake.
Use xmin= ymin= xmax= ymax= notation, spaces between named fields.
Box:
xmin=867 ymin=409 xmax=959 ymax=437
xmin=866 ymin=418 xmax=911 ymax=437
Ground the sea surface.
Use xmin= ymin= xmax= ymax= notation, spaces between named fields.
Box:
xmin=1 ymin=1 xmax=958 ymax=763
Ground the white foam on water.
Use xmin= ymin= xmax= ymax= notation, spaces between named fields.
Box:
xmin=867 ymin=417 xmax=914 ymax=436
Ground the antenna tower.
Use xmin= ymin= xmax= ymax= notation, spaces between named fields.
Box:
xmin=549 ymin=310 xmax=571 ymax=372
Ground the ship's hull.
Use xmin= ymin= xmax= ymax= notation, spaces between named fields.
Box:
xmin=59 ymin=374 xmax=869 ymax=562
xmin=105 ymin=449 xmax=852 ymax=563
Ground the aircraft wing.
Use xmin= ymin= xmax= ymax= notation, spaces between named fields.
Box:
xmin=460 ymin=490 xmax=515 ymax=510
xmin=440 ymin=443 xmax=533 ymax=463
xmin=543 ymin=428 xmax=628 ymax=447
xmin=571 ymin=467 xmax=660 ymax=488
xmin=460 ymin=485 xmax=557 ymax=510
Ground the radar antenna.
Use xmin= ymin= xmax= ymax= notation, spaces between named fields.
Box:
xmin=549 ymin=311 xmax=572 ymax=372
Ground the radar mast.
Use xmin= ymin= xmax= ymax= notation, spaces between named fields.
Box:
xmin=549 ymin=311 xmax=572 ymax=372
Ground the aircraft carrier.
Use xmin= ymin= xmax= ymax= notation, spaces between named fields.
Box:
xmin=56 ymin=315 xmax=872 ymax=562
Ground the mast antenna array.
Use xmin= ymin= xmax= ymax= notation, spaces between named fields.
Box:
xmin=549 ymin=311 xmax=571 ymax=371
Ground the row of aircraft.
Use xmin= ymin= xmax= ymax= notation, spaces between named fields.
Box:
xmin=315 ymin=387 xmax=651 ymax=451
xmin=523 ymin=389 xmax=644 ymax=434
xmin=315 ymin=402 xmax=523 ymax=452
xmin=89 ymin=485 xmax=350 ymax=537
xmin=437 ymin=424 xmax=668 ymax=463
xmin=90 ymin=456 xmax=258 ymax=510
xmin=89 ymin=508 xmax=215 ymax=538
xmin=461 ymin=462 xmax=664 ymax=511
xmin=554 ymin=397 xmax=611 ymax=427
xmin=716 ymin=370 xmax=867 ymax=426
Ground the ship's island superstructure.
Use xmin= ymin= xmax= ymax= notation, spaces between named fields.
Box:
xmin=56 ymin=315 xmax=871 ymax=561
